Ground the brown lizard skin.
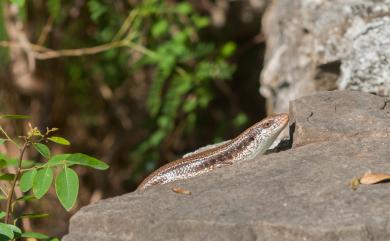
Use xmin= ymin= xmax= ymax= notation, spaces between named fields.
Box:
xmin=137 ymin=113 xmax=289 ymax=190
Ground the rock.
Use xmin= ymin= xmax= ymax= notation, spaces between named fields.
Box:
xmin=63 ymin=91 xmax=390 ymax=241
xmin=290 ymin=90 xmax=390 ymax=146
xmin=339 ymin=17 xmax=390 ymax=96
xmin=260 ymin=0 xmax=390 ymax=113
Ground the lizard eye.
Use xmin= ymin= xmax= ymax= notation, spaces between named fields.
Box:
xmin=263 ymin=121 xmax=272 ymax=128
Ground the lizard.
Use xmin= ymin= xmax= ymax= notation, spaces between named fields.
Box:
xmin=137 ymin=113 xmax=289 ymax=190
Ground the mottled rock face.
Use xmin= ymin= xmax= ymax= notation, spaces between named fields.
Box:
xmin=290 ymin=91 xmax=390 ymax=146
xmin=63 ymin=91 xmax=390 ymax=241
xmin=260 ymin=0 xmax=390 ymax=113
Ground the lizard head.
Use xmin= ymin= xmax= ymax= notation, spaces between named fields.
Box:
xmin=245 ymin=113 xmax=289 ymax=155
xmin=257 ymin=113 xmax=289 ymax=136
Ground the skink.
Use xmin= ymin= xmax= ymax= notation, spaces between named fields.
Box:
xmin=138 ymin=113 xmax=289 ymax=190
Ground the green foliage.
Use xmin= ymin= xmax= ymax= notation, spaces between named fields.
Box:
xmin=221 ymin=42 xmax=237 ymax=58
xmin=52 ymin=0 xmax=237 ymax=179
xmin=33 ymin=167 xmax=53 ymax=199
xmin=55 ymin=167 xmax=79 ymax=211
xmin=0 ymin=173 xmax=15 ymax=181
xmin=175 ymin=2 xmax=193 ymax=15
xmin=1 ymin=0 xmax=238 ymax=188
xmin=33 ymin=143 xmax=51 ymax=159
xmin=47 ymin=0 xmax=61 ymax=20
xmin=0 ymin=223 xmax=14 ymax=239
xmin=0 ymin=223 xmax=21 ymax=240
xmin=9 ymin=0 xmax=25 ymax=8
xmin=17 ymin=213 xmax=49 ymax=220
xmin=0 ymin=115 xmax=109 ymax=238
xmin=66 ymin=153 xmax=109 ymax=170
xmin=121 ymin=0 xmax=236 ymax=167
xmin=47 ymin=136 xmax=70 ymax=145
xmin=233 ymin=113 xmax=249 ymax=128
xmin=20 ymin=170 xmax=37 ymax=192
xmin=47 ymin=154 xmax=71 ymax=165
xmin=88 ymin=0 xmax=108 ymax=22
xmin=21 ymin=231 xmax=49 ymax=239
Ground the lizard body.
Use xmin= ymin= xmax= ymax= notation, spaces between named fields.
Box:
xmin=137 ymin=113 xmax=289 ymax=190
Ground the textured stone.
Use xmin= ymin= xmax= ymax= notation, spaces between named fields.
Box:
xmin=260 ymin=0 xmax=390 ymax=113
xmin=339 ymin=17 xmax=390 ymax=95
xmin=63 ymin=91 xmax=390 ymax=241
xmin=290 ymin=90 xmax=390 ymax=146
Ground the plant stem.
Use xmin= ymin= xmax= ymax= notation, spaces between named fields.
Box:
xmin=0 ymin=126 xmax=20 ymax=148
xmin=5 ymin=142 xmax=28 ymax=224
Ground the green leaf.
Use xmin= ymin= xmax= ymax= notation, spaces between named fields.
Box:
xmin=192 ymin=16 xmax=210 ymax=29
xmin=0 ymin=173 xmax=15 ymax=181
xmin=221 ymin=41 xmax=237 ymax=58
xmin=0 ymin=159 xmax=6 ymax=168
xmin=233 ymin=113 xmax=249 ymax=127
xmin=88 ymin=0 xmax=107 ymax=22
xmin=183 ymin=98 xmax=197 ymax=113
xmin=0 ymin=223 xmax=13 ymax=239
xmin=7 ymin=224 xmax=21 ymax=238
xmin=0 ymin=212 xmax=5 ymax=219
xmin=47 ymin=154 xmax=71 ymax=165
xmin=67 ymin=153 xmax=109 ymax=170
xmin=0 ymin=139 xmax=6 ymax=145
xmin=47 ymin=136 xmax=70 ymax=145
xmin=17 ymin=213 xmax=49 ymax=220
xmin=15 ymin=194 xmax=36 ymax=202
xmin=151 ymin=20 xmax=169 ymax=38
xmin=0 ymin=114 xmax=30 ymax=119
xmin=21 ymin=159 xmax=36 ymax=168
xmin=21 ymin=231 xmax=49 ymax=239
xmin=0 ymin=153 xmax=10 ymax=162
xmin=33 ymin=167 xmax=53 ymax=199
xmin=0 ymin=154 xmax=34 ymax=167
xmin=55 ymin=167 xmax=79 ymax=211
xmin=176 ymin=2 xmax=193 ymax=15
xmin=33 ymin=143 xmax=51 ymax=158
xmin=20 ymin=169 xmax=37 ymax=192
xmin=47 ymin=0 xmax=61 ymax=19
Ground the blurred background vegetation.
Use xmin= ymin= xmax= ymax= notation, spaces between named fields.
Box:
xmin=0 ymin=0 xmax=268 ymax=237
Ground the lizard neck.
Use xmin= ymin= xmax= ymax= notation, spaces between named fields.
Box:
xmin=226 ymin=120 xmax=286 ymax=161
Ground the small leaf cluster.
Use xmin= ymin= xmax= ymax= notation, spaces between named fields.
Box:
xmin=0 ymin=114 xmax=109 ymax=240
xmin=20 ymin=153 xmax=107 ymax=210
xmin=0 ymin=218 xmax=57 ymax=241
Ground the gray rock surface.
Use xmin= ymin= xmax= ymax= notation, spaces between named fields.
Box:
xmin=290 ymin=91 xmax=390 ymax=146
xmin=63 ymin=91 xmax=390 ymax=241
xmin=260 ymin=0 xmax=390 ymax=114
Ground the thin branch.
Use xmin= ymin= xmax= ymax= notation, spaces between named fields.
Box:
xmin=32 ymin=40 xmax=129 ymax=59
xmin=113 ymin=10 xmax=138 ymax=40
xmin=0 ymin=184 xmax=8 ymax=198
xmin=0 ymin=38 xmax=159 ymax=60
xmin=0 ymin=126 xmax=20 ymax=148
xmin=36 ymin=16 xmax=54 ymax=46
xmin=5 ymin=142 xmax=28 ymax=224
xmin=126 ymin=41 xmax=159 ymax=59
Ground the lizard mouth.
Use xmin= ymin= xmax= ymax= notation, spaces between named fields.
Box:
xmin=274 ymin=113 xmax=289 ymax=128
